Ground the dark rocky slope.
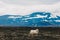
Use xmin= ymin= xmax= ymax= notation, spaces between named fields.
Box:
xmin=0 ymin=27 xmax=60 ymax=40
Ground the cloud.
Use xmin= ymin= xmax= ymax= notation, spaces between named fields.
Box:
xmin=0 ymin=1 xmax=60 ymax=18
xmin=0 ymin=0 xmax=60 ymax=5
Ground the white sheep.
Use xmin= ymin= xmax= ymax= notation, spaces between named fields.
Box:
xmin=28 ymin=29 xmax=39 ymax=37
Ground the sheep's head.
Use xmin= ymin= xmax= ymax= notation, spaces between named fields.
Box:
xmin=36 ymin=29 xmax=39 ymax=31
xmin=36 ymin=29 xmax=39 ymax=32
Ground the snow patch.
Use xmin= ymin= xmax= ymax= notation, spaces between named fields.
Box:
xmin=8 ymin=16 xmax=21 ymax=18
xmin=23 ymin=14 xmax=47 ymax=20
xmin=55 ymin=20 xmax=60 ymax=22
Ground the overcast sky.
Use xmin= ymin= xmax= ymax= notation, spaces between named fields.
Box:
xmin=0 ymin=0 xmax=60 ymax=17
xmin=0 ymin=0 xmax=60 ymax=5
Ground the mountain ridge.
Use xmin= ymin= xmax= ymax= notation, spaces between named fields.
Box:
xmin=0 ymin=12 xmax=60 ymax=27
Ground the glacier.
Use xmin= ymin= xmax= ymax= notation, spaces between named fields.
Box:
xmin=0 ymin=12 xmax=60 ymax=27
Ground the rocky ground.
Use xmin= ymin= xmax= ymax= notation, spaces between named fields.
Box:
xmin=0 ymin=27 xmax=60 ymax=40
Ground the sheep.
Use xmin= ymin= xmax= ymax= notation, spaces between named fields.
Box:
xmin=28 ymin=29 xmax=39 ymax=38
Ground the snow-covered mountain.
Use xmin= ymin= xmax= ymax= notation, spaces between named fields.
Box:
xmin=0 ymin=12 xmax=60 ymax=27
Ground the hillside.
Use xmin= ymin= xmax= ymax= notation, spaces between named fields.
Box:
xmin=0 ymin=27 xmax=60 ymax=40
